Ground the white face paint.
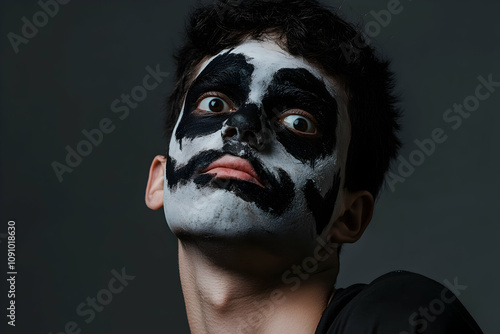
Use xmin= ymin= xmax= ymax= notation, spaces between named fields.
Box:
xmin=164 ymin=39 xmax=350 ymax=251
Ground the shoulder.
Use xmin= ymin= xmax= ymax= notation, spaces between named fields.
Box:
xmin=315 ymin=271 xmax=483 ymax=334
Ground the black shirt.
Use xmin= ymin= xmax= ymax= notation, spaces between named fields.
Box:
xmin=315 ymin=271 xmax=483 ymax=333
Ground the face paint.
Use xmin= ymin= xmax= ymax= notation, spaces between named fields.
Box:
xmin=164 ymin=39 xmax=351 ymax=250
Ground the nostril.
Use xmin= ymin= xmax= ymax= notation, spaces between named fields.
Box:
xmin=222 ymin=126 xmax=238 ymax=140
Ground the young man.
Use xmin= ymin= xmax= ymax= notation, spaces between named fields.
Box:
xmin=146 ymin=0 xmax=483 ymax=332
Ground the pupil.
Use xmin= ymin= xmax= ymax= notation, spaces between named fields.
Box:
xmin=209 ymin=99 xmax=224 ymax=112
xmin=293 ymin=118 xmax=308 ymax=132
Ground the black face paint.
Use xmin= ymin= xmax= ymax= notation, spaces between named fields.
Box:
xmin=223 ymin=102 xmax=272 ymax=152
xmin=175 ymin=52 xmax=255 ymax=144
xmin=166 ymin=142 xmax=295 ymax=215
xmin=166 ymin=43 xmax=345 ymax=241
xmin=303 ymin=171 xmax=341 ymax=234
xmin=262 ymin=68 xmax=338 ymax=165
xmin=225 ymin=103 xmax=262 ymax=135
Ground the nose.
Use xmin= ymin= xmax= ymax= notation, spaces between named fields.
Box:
xmin=221 ymin=103 xmax=272 ymax=151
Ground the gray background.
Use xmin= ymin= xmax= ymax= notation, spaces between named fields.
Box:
xmin=1 ymin=0 xmax=498 ymax=333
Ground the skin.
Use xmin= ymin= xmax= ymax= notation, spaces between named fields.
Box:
xmin=146 ymin=38 xmax=374 ymax=334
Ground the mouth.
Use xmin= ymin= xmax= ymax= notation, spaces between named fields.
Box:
xmin=201 ymin=155 xmax=265 ymax=188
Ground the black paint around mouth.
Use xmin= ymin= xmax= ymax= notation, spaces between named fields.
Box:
xmin=166 ymin=146 xmax=295 ymax=216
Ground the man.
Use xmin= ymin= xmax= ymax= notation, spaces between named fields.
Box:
xmin=145 ymin=0 xmax=483 ymax=332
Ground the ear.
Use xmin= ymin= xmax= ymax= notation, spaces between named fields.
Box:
xmin=329 ymin=190 xmax=374 ymax=243
xmin=145 ymin=155 xmax=166 ymax=210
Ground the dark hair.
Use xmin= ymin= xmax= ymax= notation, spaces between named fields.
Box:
xmin=165 ymin=0 xmax=401 ymax=199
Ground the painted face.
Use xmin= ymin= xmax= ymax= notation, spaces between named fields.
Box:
xmin=164 ymin=39 xmax=350 ymax=251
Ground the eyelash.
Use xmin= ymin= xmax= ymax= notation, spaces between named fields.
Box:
xmin=195 ymin=92 xmax=235 ymax=111
xmin=278 ymin=109 xmax=320 ymax=136
xmin=193 ymin=92 xmax=319 ymax=135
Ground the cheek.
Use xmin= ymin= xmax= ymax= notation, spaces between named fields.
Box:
xmin=303 ymin=169 xmax=341 ymax=235
xmin=261 ymin=138 xmax=339 ymax=194
xmin=268 ymin=145 xmax=340 ymax=235
xmin=168 ymin=124 xmax=225 ymax=167
xmin=175 ymin=112 xmax=229 ymax=144
xmin=304 ymin=153 xmax=340 ymax=197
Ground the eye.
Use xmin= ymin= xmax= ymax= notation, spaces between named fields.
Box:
xmin=197 ymin=96 xmax=232 ymax=113
xmin=281 ymin=114 xmax=317 ymax=135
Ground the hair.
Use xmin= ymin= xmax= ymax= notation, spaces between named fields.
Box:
xmin=165 ymin=0 xmax=401 ymax=199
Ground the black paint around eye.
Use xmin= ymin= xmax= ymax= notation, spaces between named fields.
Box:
xmin=175 ymin=52 xmax=254 ymax=143
xmin=174 ymin=54 xmax=338 ymax=167
xmin=263 ymin=68 xmax=338 ymax=165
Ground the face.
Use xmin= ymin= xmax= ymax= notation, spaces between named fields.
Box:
xmin=164 ymin=39 xmax=350 ymax=252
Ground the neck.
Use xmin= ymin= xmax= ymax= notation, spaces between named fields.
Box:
xmin=178 ymin=239 xmax=338 ymax=334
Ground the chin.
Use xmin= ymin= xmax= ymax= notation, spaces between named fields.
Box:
xmin=164 ymin=180 xmax=317 ymax=254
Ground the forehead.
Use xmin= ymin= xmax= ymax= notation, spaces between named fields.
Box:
xmin=194 ymin=39 xmax=338 ymax=100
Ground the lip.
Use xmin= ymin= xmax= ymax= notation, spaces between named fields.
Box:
xmin=201 ymin=155 xmax=265 ymax=188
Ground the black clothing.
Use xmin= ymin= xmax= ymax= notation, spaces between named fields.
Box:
xmin=315 ymin=271 xmax=483 ymax=333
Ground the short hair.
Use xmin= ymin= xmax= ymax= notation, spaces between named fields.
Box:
xmin=165 ymin=0 xmax=401 ymax=199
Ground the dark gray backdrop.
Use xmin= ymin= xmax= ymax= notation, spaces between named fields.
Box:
xmin=1 ymin=0 xmax=498 ymax=333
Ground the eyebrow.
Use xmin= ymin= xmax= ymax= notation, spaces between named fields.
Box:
xmin=262 ymin=68 xmax=339 ymax=125
xmin=269 ymin=68 xmax=337 ymax=105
